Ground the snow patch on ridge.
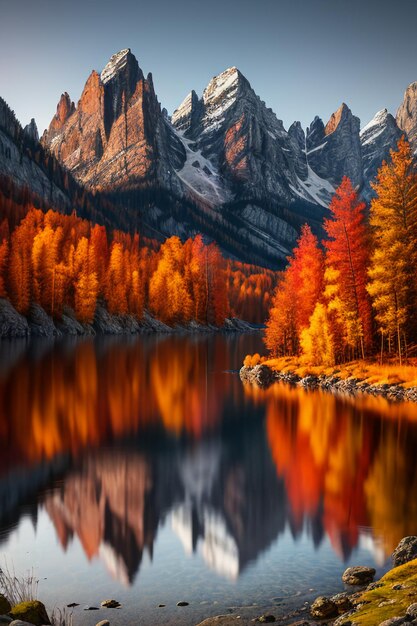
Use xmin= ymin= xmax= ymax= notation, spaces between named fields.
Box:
xmin=291 ymin=165 xmax=335 ymax=208
xmin=175 ymin=130 xmax=231 ymax=206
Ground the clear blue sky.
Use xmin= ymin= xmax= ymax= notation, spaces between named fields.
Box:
xmin=1 ymin=0 xmax=417 ymax=134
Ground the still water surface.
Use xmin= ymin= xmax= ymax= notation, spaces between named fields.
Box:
xmin=1 ymin=333 xmax=417 ymax=625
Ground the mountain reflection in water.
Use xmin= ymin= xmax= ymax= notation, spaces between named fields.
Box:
xmin=1 ymin=334 xmax=417 ymax=590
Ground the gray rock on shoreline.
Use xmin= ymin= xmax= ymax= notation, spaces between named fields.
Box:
xmin=0 ymin=299 xmax=29 ymax=338
xmin=240 ymin=364 xmax=417 ymax=403
xmin=0 ymin=298 xmax=259 ymax=339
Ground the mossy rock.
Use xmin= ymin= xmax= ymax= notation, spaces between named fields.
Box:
xmin=337 ymin=558 xmax=417 ymax=625
xmin=9 ymin=601 xmax=51 ymax=626
xmin=0 ymin=595 xmax=11 ymax=615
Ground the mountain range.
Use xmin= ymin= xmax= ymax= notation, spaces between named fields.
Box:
xmin=1 ymin=48 xmax=417 ymax=268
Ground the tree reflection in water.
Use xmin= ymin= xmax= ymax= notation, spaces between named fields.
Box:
xmin=1 ymin=335 xmax=417 ymax=586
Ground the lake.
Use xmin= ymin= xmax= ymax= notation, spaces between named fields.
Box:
xmin=1 ymin=333 xmax=417 ymax=625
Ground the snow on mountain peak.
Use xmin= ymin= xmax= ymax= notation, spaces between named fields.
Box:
xmin=360 ymin=109 xmax=389 ymax=135
xmin=100 ymin=49 xmax=132 ymax=84
xmin=203 ymin=67 xmax=240 ymax=107
xmin=172 ymin=91 xmax=198 ymax=129
xmin=200 ymin=67 xmax=242 ymax=130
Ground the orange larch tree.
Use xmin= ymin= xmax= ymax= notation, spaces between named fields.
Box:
xmin=74 ymin=236 xmax=99 ymax=322
xmin=265 ymin=224 xmax=324 ymax=356
xmin=105 ymin=242 xmax=129 ymax=314
xmin=324 ymin=177 xmax=373 ymax=360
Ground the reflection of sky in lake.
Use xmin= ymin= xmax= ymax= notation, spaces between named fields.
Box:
xmin=1 ymin=334 xmax=417 ymax=624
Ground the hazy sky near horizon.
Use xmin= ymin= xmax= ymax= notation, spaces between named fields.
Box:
xmin=1 ymin=0 xmax=417 ymax=134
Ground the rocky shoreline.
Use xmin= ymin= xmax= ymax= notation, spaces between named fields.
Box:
xmin=239 ymin=363 xmax=417 ymax=403
xmin=0 ymin=298 xmax=259 ymax=340
xmin=1 ymin=538 xmax=417 ymax=626
xmin=192 ymin=538 xmax=417 ymax=626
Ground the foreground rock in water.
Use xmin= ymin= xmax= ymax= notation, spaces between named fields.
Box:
xmin=342 ymin=566 xmax=376 ymax=586
xmin=9 ymin=601 xmax=51 ymax=626
xmin=335 ymin=558 xmax=417 ymax=625
xmin=0 ymin=596 xmax=11 ymax=615
xmin=310 ymin=596 xmax=338 ymax=619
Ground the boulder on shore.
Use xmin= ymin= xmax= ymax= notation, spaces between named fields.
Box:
xmin=0 ymin=595 xmax=11 ymax=615
xmin=310 ymin=596 xmax=338 ymax=618
xmin=28 ymin=304 xmax=60 ymax=338
xmin=342 ymin=566 xmax=376 ymax=585
xmin=0 ymin=299 xmax=29 ymax=338
xmin=392 ymin=536 xmax=417 ymax=567
xmin=9 ymin=600 xmax=51 ymax=626
xmin=0 ymin=597 xmax=11 ymax=616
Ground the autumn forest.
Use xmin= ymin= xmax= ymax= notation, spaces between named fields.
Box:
xmin=265 ymin=137 xmax=417 ymax=365
xmin=0 ymin=193 xmax=276 ymax=327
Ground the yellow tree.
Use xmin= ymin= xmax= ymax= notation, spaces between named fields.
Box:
xmin=300 ymin=303 xmax=335 ymax=366
xmin=367 ymin=137 xmax=417 ymax=362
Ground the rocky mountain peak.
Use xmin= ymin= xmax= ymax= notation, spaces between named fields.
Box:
xmin=288 ymin=121 xmax=305 ymax=143
xmin=200 ymin=67 xmax=252 ymax=122
xmin=100 ymin=48 xmax=133 ymax=83
xmin=306 ymin=116 xmax=325 ymax=145
xmin=54 ymin=93 xmax=75 ymax=128
xmin=171 ymin=90 xmax=200 ymax=132
xmin=202 ymin=67 xmax=241 ymax=105
xmin=41 ymin=92 xmax=75 ymax=145
xmin=396 ymin=81 xmax=417 ymax=154
xmin=360 ymin=108 xmax=402 ymax=199
xmin=306 ymin=104 xmax=362 ymax=188
xmin=23 ymin=118 xmax=39 ymax=144
xmin=324 ymin=103 xmax=350 ymax=136
xmin=360 ymin=108 xmax=393 ymax=136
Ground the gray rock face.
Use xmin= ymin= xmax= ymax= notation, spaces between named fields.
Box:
xmin=306 ymin=103 xmax=363 ymax=189
xmin=392 ymin=536 xmax=417 ymax=567
xmin=172 ymin=90 xmax=201 ymax=132
xmin=0 ymin=98 xmax=72 ymax=212
xmin=23 ymin=118 xmax=39 ymax=144
xmin=396 ymin=81 xmax=417 ymax=154
xmin=0 ymin=298 xmax=30 ymax=338
xmin=173 ymin=67 xmax=332 ymax=209
xmin=56 ymin=307 xmax=95 ymax=336
xmin=28 ymin=304 xmax=61 ymax=338
xmin=288 ymin=121 xmax=308 ymax=179
xmin=360 ymin=109 xmax=402 ymax=199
